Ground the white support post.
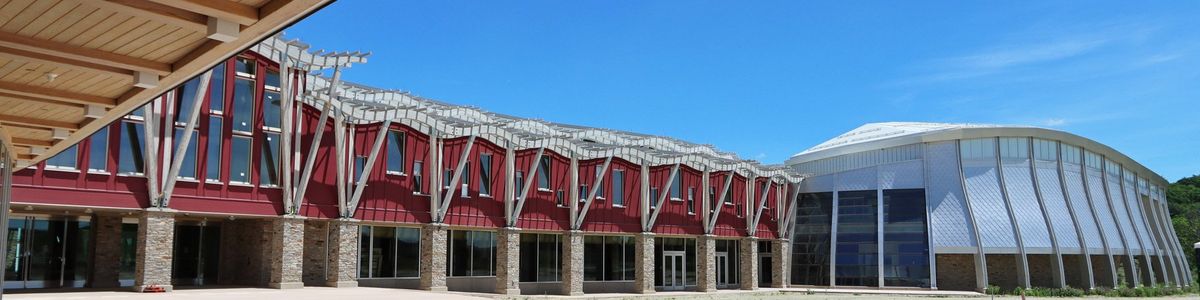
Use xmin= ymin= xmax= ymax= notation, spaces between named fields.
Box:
xmin=503 ymin=146 xmax=516 ymax=227
xmin=701 ymin=169 xmax=711 ymax=233
xmin=575 ymin=156 xmax=612 ymax=229
xmin=159 ymin=93 xmax=175 ymax=202
xmin=781 ymin=182 xmax=801 ymax=239
xmin=346 ymin=120 xmax=393 ymax=217
xmin=293 ymin=68 xmax=340 ymax=210
xmin=333 ymin=112 xmax=347 ymax=218
xmin=279 ymin=52 xmax=294 ymax=215
xmin=429 ymin=133 xmax=441 ymax=223
xmin=568 ymin=157 xmax=579 ymax=228
xmin=639 ymin=162 xmax=650 ymax=230
xmin=437 ymin=135 xmax=476 ymax=222
xmin=645 ymin=163 xmax=680 ymax=232
xmin=707 ymin=171 xmax=736 ymax=234
xmin=143 ymin=102 xmax=161 ymax=206
xmin=510 ymin=148 xmax=544 ymax=224
xmin=160 ymin=70 xmax=213 ymax=207
xmin=994 ymin=138 xmax=1032 ymax=289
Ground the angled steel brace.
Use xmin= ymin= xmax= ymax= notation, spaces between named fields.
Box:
xmin=706 ymin=171 xmax=736 ymax=234
xmin=781 ymin=181 xmax=801 ymax=238
xmin=333 ymin=112 xmax=348 ymax=218
xmin=144 ymin=100 xmax=162 ymax=206
xmin=749 ymin=179 xmax=772 ymax=235
xmin=160 ymin=70 xmax=213 ymax=207
xmin=279 ymin=51 xmax=294 ymax=215
xmin=292 ymin=99 xmax=333 ymax=212
xmin=346 ymin=120 xmax=392 ymax=217
xmin=645 ymin=163 xmax=680 ymax=232
xmin=509 ymin=147 xmax=544 ymax=226
xmin=574 ymin=156 xmax=612 ymax=229
xmin=436 ymin=135 xmax=476 ymax=222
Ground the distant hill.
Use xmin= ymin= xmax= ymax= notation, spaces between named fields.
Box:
xmin=1167 ymin=174 xmax=1199 ymax=284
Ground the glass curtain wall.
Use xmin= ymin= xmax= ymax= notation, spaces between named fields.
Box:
xmin=3 ymin=217 xmax=92 ymax=289
xmin=448 ymin=230 xmax=496 ymax=277
xmin=519 ymin=233 xmax=561 ymax=282
xmin=359 ymin=226 xmax=420 ymax=278
xmin=882 ymin=189 xmax=930 ymax=287
xmin=791 ymin=192 xmax=833 ymax=286
xmin=583 ymin=236 xmax=636 ymax=281
xmin=835 ymin=190 xmax=878 ymax=287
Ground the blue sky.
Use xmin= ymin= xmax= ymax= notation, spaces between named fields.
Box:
xmin=285 ymin=1 xmax=1200 ymax=181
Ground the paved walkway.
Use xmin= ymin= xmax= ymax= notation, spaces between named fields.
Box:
xmin=4 ymin=286 xmax=1191 ymax=299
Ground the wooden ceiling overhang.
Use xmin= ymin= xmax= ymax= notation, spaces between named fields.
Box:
xmin=0 ymin=0 xmax=332 ymax=167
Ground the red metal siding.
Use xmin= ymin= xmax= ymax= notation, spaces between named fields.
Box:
xmin=711 ymin=172 xmax=747 ymax=237
xmin=513 ymin=149 xmax=570 ymax=231
xmin=441 ymin=137 xmax=507 ymax=228
xmin=353 ymin=122 xmax=432 ymax=224
xmin=577 ymin=158 xmax=641 ymax=233
xmin=753 ymin=179 xmax=781 ymax=239
xmin=650 ymin=165 xmax=704 ymax=236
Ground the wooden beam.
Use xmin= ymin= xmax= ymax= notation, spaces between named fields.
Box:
xmin=0 ymin=81 xmax=116 ymax=107
xmin=73 ymin=0 xmax=208 ymax=32
xmin=0 ymin=91 xmax=86 ymax=109
xmin=11 ymin=137 xmax=53 ymax=148
xmin=0 ymin=31 xmax=172 ymax=76
xmin=150 ymin=0 xmax=259 ymax=25
xmin=0 ymin=114 xmax=79 ymax=131
xmin=0 ymin=45 xmax=131 ymax=79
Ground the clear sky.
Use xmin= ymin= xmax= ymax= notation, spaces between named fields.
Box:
xmin=285 ymin=1 xmax=1200 ymax=181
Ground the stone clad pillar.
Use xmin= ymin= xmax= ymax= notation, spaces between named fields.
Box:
xmin=739 ymin=237 xmax=759 ymax=290
xmin=771 ymin=239 xmax=789 ymax=288
xmin=325 ymin=219 xmax=359 ymax=288
xmin=268 ymin=217 xmax=305 ymax=289
xmin=134 ymin=209 xmax=175 ymax=292
xmin=495 ymin=227 xmax=521 ymax=295
xmin=91 ymin=214 xmax=124 ymax=288
xmin=696 ymin=235 xmax=717 ymax=292
xmin=419 ymin=223 xmax=449 ymax=291
xmin=634 ymin=232 xmax=656 ymax=294
xmin=561 ymin=230 xmax=584 ymax=296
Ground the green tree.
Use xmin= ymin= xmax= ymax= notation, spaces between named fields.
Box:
xmin=1167 ymin=174 xmax=1200 ymax=285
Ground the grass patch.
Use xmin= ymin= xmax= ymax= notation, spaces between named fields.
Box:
xmin=985 ymin=284 xmax=1197 ymax=297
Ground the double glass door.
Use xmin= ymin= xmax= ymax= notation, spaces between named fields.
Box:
xmin=715 ymin=252 xmax=731 ymax=288
xmin=172 ymin=222 xmax=221 ymax=286
xmin=4 ymin=216 xmax=92 ymax=289
xmin=661 ymin=251 xmax=686 ymax=290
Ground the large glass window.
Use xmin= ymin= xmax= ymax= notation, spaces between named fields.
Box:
xmin=715 ymin=239 xmax=740 ymax=286
xmin=479 ymin=154 xmax=492 ymax=196
xmin=583 ymin=235 xmax=635 ymax=281
xmin=537 ymin=156 xmax=551 ymax=190
xmin=205 ymin=116 xmax=223 ymax=181
xmin=231 ymin=78 xmax=255 ymax=133
xmin=653 ymin=237 xmax=696 ymax=287
xmin=87 ymin=127 xmax=108 ymax=172
xmin=175 ymin=77 xmax=201 ymax=123
xmin=687 ymin=187 xmax=696 ymax=214
xmin=260 ymin=133 xmax=280 ymax=186
xmin=882 ymin=189 xmax=930 ymax=287
xmin=173 ymin=130 xmax=198 ymax=179
xmin=45 ymin=145 xmax=78 ymax=169
xmin=670 ymin=175 xmax=681 ymax=200
xmin=209 ymin=62 xmax=226 ymax=112
xmin=262 ymin=91 xmax=281 ymax=129
xmin=612 ymin=170 xmax=625 ymax=206
xmin=386 ymin=130 xmax=405 ymax=174
xmin=519 ymin=233 xmax=561 ymax=282
xmin=118 ymin=121 xmax=145 ymax=174
xmin=413 ymin=161 xmax=424 ymax=194
xmin=448 ymin=230 xmax=496 ymax=276
xmin=791 ymin=192 xmax=833 ymax=286
xmin=359 ymin=226 xmax=420 ymax=278
xmin=835 ymin=190 xmax=878 ymax=287
xmin=229 ymin=136 xmax=251 ymax=183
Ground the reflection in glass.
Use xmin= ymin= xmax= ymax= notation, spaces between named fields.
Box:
xmin=883 ymin=189 xmax=930 ymax=287
xmin=835 ymin=190 xmax=877 ymax=287
xmin=791 ymin=192 xmax=832 ymax=286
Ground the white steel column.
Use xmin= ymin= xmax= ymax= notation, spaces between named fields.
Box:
xmin=346 ymin=120 xmax=392 ymax=217
xmin=503 ymin=146 xmax=515 ymax=227
xmin=1056 ymin=142 xmax=1095 ymax=290
xmin=706 ymin=172 xmax=735 ymax=234
xmin=829 ymin=189 xmax=839 ymax=287
xmin=994 ymin=138 xmax=1031 ymax=289
xmin=436 ymin=135 xmax=475 ymax=222
xmin=509 ymin=148 xmax=544 ymax=226
xmin=332 ymin=112 xmax=348 ymax=218
xmin=292 ymin=68 xmax=340 ymax=210
xmin=568 ymin=157 xmax=579 ymax=228
xmin=1118 ymin=168 xmax=1155 ymax=286
xmin=1028 ymin=138 xmax=1067 ymax=288
xmin=1099 ymin=161 xmax=1138 ymax=287
xmin=161 ymin=70 xmax=213 ymax=207
xmin=645 ymin=163 xmax=680 ymax=231
xmin=573 ymin=156 xmax=611 ymax=229
xmin=279 ymin=51 xmax=294 ymax=215
xmin=1080 ymin=155 xmax=1120 ymax=287
xmin=956 ymin=140 xmax=990 ymax=292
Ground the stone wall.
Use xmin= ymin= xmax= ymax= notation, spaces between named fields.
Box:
xmin=325 ymin=219 xmax=359 ymax=287
xmin=494 ymin=228 xmax=520 ymax=295
xmin=268 ymin=217 xmax=305 ymax=289
xmin=91 ymin=214 xmax=124 ymax=288
xmin=738 ymin=237 xmax=758 ymax=290
xmin=419 ymin=223 xmax=447 ymax=291
xmin=696 ymin=235 xmax=716 ymax=292
xmin=302 ymin=219 xmax=329 ymax=286
xmin=560 ymin=230 xmax=584 ymax=296
xmin=218 ymin=219 xmax=269 ymax=286
xmin=633 ymin=233 xmax=655 ymax=294
xmin=134 ymin=210 xmax=174 ymax=292
xmin=935 ymin=254 xmax=977 ymax=291
xmin=770 ymin=239 xmax=789 ymax=288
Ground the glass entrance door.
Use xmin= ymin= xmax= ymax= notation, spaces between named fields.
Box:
xmin=715 ymin=252 xmax=730 ymax=288
xmin=759 ymin=253 xmax=772 ymax=287
xmin=661 ymin=250 xmax=686 ymax=290
xmin=172 ymin=222 xmax=221 ymax=286
xmin=4 ymin=216 xmax=92 ymax=289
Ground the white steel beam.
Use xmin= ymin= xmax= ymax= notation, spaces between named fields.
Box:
xmin=509 ymin=147 xmax=544 ymax=225
xmin=346 ymin=120 xmax=392 ymax=217
xmin=639 ymin=162 xmax=650 ymax=230
xmin=144 ymin=101 xmax=161 ymax=207
xmin=436 ymin=135 xmax=476 ymax=222
xmin=279 ymin=52 xmax=294 ymax=214
xmin=1027 ymin=138 xmax=1067 ymax=288
xmin=333 ymin=112 xmax=348 ymax=218
xmin=749 ymin=179 xmax=771 ymax=235
xmin=573 ymin=156 xmax=611 ymax=229
xmin=1056 ymin=142 xmax=1096 ymax=290
xmin=160 ymin=70 xmax=213 ymax=207
xmin=994 ymin=138 xmax=1031 ymax=289
xmin=292 ymin=68 xmax=340 ymax=211
xmin=701 ymin=169 xmax=711 ymax=234
xmin=645 ymin=163 xmax=680 ymax=231
xmin=503 ymin=146 xmax=515 ymax=226
xmin=706 ymin=171 xmax=735 ymax=234
xmin=569 ymin=157 xmax=579 ymax=228
xmin=955 ymin=140 xmax=990 ymax=292
xmin=429 ymin=133 xmax=441 ymax=222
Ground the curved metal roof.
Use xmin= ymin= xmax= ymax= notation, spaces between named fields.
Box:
xmin=787 ymin=122 xmax=1167 ymax=184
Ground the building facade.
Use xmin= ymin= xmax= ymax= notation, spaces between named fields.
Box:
xmin=788 ymin=123 xmax=1193 ymax=291
xmin=1 ymin=38 xmax=1191 ymax=294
